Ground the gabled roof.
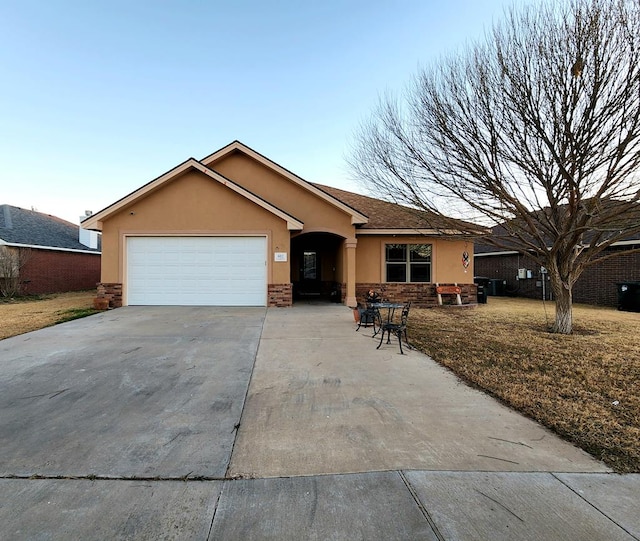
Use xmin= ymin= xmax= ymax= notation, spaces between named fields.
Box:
xmin=202 ymin=141 xmax=369 ymax=226
xmin=81 ymin=158 xmax=304 ymax=231
xmin=0 ymin=205 xmax=101 ymax=253
xmin=313 ymin=183 xmax=479 ymax=234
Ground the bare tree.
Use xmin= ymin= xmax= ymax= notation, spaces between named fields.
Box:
xmin=349 ymin=0 xmax=640 ymax=334
xmin=0 ymin=246 xmax=31 ymax=297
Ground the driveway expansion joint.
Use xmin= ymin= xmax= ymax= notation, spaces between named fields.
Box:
xmin=3 ymin=473 xmax=225 ymax=482
xmin=551 ymin=473 xmax=640 ymax=541
xmin=399 ymin=470 xmax=446 ymax=541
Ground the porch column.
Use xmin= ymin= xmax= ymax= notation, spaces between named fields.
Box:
xmin=345 ymin=239 xmax=357 ymax=307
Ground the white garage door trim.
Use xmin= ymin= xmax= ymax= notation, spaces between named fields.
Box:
xmin=126 ymin=236 xmax=267 ymax=306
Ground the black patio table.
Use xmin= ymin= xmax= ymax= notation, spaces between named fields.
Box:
xmin=371 ymin=302 xmax=404 ymax=326
xmin=373 ymin=302 xmax=412 ymax=353
xmin=356 ymin=302 xmax=404 ymax=337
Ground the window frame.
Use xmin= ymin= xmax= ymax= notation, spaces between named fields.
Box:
xmin=384 ymin=243 xmax=432 ymax=283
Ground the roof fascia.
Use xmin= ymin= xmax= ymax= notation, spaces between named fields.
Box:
xmin=611 ymin=239 xmax=640 ymax=246
xmin=81 ymin=158 xmax=198 ymax=231
xmin=195 ymin=162 xmax=303 ymax=230
xmin=474 ymin=250 xmax=520 ymax=257
xmin=1 ymin=241 xmax=101 ymax=255
xmin=202 ymin=141 xmax=369 ymax=226
xmin=81 ymin=158 xmax=304 ymax=231
xmin=356 ymin=228 xmax=476 ymax=236
xmin=475 ymin=238 xmax=640 ymax=256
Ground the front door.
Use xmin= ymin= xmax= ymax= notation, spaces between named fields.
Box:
xmin=299 ymin=251 xmax=321 ymax=297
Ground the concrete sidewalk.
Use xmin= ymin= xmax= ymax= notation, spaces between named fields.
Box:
xmin=0 ymin=304 xmax=638 ymax=540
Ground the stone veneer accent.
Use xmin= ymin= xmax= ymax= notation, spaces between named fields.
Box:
xmin=97 ymin=283 xmax=292 ymax=308
xmin=268 ymin=283 xmax=293 ymax=307
xmin=356 ymin=283 xmax=477 ymax=308
xmin=95 ymin=282 xmax=476 ymax=309
xmin=97 ymin=283 xmax=123 ymax=308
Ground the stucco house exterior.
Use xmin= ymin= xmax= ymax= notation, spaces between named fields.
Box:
xmin=0 ymin=205 xmax=101 ymax=295
xmin=82 ymin=141 xmax=478 ymax=308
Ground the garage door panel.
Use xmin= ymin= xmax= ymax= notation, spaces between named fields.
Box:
xmin=127 ymin=237 xmax=267 ymax=306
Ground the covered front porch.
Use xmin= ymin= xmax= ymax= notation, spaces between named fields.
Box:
xmin=290 ymin=231 xmax=354 ymax=305
xmin=288 ymin=232 xmax=479 ymax=308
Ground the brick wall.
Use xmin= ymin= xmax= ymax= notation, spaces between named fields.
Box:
xmin=574 ymin=247 xmax=640 ymax=306
xmin=474 ymin=246 xmax=640 ymax=306
xmin=268 ymin=283 xmax=293 ymax=307
xmin=97 ymin=283 xmax=123 ymax=308
xmin=20 ymin=248 xmax=101 ymax=295
xmin=356 ymin=282 xmax=477 ymax=308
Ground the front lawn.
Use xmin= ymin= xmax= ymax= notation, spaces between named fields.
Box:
xmin=0 ymin=291 xmax=97 ymax=340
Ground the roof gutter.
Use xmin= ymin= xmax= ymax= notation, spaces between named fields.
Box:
xmin=0 ymin=240 xmax=101 ymax=255
xmin=357 ymin=228 xmax=482 ymax=236
xmin=475 ymin=239 xmax=640 ymax=257
xmin=474 ymin=250 xmax=520 ymax=257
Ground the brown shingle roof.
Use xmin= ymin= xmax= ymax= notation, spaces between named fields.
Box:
xmin=313 ymin=183 xmax=426 ymax=229
xmin=313 ymin=183 xmax=471 ymax=231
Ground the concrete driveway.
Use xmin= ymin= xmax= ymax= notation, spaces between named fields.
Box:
xmin=229 ymin=307 xmax=610 ymax=477
xmin=0 ymin=307 xmax=263 ymax=479
xmin=1 ymin=305 xmax=637 ymax=540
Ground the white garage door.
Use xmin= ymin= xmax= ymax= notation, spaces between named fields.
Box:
xmin=127 ymin=236 xmax=267 ymax=306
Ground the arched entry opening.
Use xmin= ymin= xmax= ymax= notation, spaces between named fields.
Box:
xmin=291 ymin=232 xmax=344 ymax=302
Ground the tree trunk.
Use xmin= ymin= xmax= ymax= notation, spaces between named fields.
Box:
xmin=553 ymin=287 xmax=573 ymax=334
xmin=549 ymin=271 xmax=573 ymax=334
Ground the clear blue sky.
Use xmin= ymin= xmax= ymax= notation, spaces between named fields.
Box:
xmin=1 ymin=0 xmax=520 ymax=224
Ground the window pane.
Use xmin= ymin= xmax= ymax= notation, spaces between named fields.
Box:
xmin=303 ymin=251 xmax=317 ymax=280
xmin=410 ymin=263 xmax=430 ymax=282
xmin=409 ymin=244 xmax=432 ymax=262
xmin=386 ymin=244 xmax=407 ymax=262
xmin=386 ymin=263 xmax=406 ymax=282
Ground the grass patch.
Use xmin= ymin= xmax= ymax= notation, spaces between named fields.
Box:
xmin=0 ymin=291 xmax=97 ymax=339
xmin=408 ymin=297 xmax=640 ymax=473
xmin=56 ymin=307 xmax=99 ymax=324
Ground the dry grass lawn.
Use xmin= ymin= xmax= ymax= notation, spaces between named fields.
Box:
xmin=409 ymin=298 xmax=640 ymax=473
xmin=0 ymin=291 xmax=97 ymax=340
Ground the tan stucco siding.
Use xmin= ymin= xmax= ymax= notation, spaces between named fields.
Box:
xmin=335 ymin=242 xmax=345 ymax=281
xmin=354 ymin=236 xmax=383 ymax=283
xmin=212 ymin=152 xmax=355 ymax=238
xmin=355 ymin=235 xmax=473 ymax=283
xmin=99 ymin=170 xmax=290 ymax=283
xmin=434 ymin=239 xmax=474 ymax=283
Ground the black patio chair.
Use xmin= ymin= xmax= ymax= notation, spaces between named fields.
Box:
xmin=355 ymin=290 xmax=382 ymax=334
xmin=377 ymin=302 xmax=411 ymax=354
xmin=355 ymin=302 xmax=382 ymax=334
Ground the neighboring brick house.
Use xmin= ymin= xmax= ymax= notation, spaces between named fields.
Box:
xmin=474 ymin=235 xmax=640 ymax=307
xmin=0 ymin=205 xmax=101 ymax=295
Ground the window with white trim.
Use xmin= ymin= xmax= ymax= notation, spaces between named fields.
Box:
xmin=385 ymin=243 xmax=432 ymax=282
